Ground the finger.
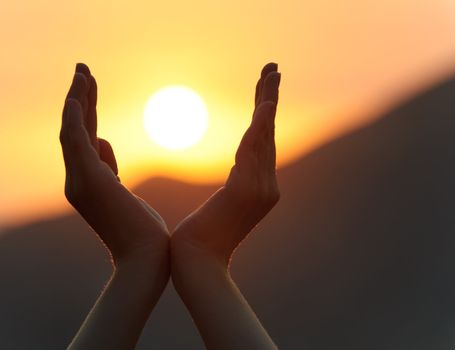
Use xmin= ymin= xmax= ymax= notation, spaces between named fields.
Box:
xmin=98 ymin=138 xmax=118 ymax=175
xmin=252 ymin=101 xmax=277 ymax=133
xmin=255 ymin=63 xmax=278 ymax=107
xmin=261 ymin=71 xmax=281 ymax=105
xmin=252 ymin=70 xmax=280 ymax=139
xmin=236 ymin=102 xmax=276 ymax=165
xmin=60 ymin=98 xmax=98 ymax=171
xmin=66 ymin=72 xmax=89 ymax=116
xmin=255 ymin=101 xmax=277 ymax=172
xmin=87 ymin=75 xmax=98 ymax=148
xmin=60 ymin=98 xmax=78 ymax=157
xmin=255 ymin=63 xmax=278 ymax=106
xmin=238 ymin=64 xmax=279 ymax=170
xmin=75 ymin=62 xmax=91 ymax=78
xmin=235 ymin=124 xmax=257 ymax=168
xmin=263 ymin=124 xmax=277 ymax=173
xmin=76 ymin=63 xmax=98 ymax=147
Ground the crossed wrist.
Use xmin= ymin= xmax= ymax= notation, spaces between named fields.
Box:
xmin=171 ymin=239 xmax=232 ymax=286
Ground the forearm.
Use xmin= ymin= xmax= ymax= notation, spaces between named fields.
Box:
xmin=172 ymin=249 xmax=277 ymax=350
xmin=68 ymin=252 xmax=169 ymax=350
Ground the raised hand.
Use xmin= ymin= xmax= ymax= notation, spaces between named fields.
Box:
xmin=171 ymin=62 xmax=280 ymax=268
xmin=171 ymin=63 xmax=281 ymax=350
xmin=60 ymin=64 xmax=170 ymax=350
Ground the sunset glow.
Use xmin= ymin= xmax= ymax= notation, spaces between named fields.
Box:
xmin=144 ymin=86 xmax=208 ymax=150
xmin=1 ymin=0 xmax=455 ymax=227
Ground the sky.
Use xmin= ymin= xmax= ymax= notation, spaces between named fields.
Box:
xmin=1 ymin=0 xmax=455 ymax=227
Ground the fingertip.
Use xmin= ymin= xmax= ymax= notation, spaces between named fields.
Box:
xmin=262 ymin=72 xmax=281 ymax=103
xmin=76 ymin=63 xmax=91 ymax=78
xmin=261 ymin=62 xmax=278 ymax=78
xmin=256 ymin=63 xmax=278 ymax=106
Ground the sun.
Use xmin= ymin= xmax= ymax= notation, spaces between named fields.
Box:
xmin=144 ymin=86 xmax=209 ymax=150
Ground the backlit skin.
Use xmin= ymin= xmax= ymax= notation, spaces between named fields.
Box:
xmin=61 ymin=64 xmax=170 ymax=350
xmin=171 ymin=63 xmax=280 ymax=349
xmin=60 ymin=63 xmax=280 ymax=349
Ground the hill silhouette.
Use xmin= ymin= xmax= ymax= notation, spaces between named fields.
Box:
xmin=1 ymin=74 xmax=455 ymax=349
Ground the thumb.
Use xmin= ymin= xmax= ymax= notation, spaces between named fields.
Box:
xmin=98 ymin=138 xmax=118 ymax=175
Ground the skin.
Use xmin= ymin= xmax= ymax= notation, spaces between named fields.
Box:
xmin=61 ymin=63 xmax=280 ymax=349
xmin=60 ymin=64 xmax=170 ymax=350
xmin=171 ymin=63 xmax=281 ymax=349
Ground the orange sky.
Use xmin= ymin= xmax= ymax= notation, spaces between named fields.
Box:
xmin=1 ymin=0 xmax=455 ymax=228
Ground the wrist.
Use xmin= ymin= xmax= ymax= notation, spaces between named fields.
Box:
xmin=170 ymin=237 xmax=231 ymax=292
xmin=110 ymin=220 xmax=170 ymax=265
xmin=113 ymin=237 xmax=170 ymax=286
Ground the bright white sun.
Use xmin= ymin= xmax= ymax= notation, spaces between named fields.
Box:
xmin=144 ymin=86 xmax=209 ymax=150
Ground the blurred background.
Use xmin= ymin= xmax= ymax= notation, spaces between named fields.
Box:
xmin=1 ymin=1 xmax=455 ymax=349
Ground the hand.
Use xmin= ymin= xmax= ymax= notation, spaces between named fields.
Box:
xmin=61 ymin=64 xmax=170 ymax=350
xmin=171 ymin=62 xmax=281 ymax=270
xmin=60 ymin=63 xmax=169 ymax=266
xmin=169 ymin=63 xmax=280 ymax=350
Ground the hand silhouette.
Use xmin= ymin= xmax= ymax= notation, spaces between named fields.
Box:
xmin=171 ymin=62 xmax=280 ymax=269
xmin=62 ymin=63 xmax=279 ymax=350
xmin=60 ymin=64 xmax=170 ymax=350
xmin=170 ymin=63 xmax=281 ymax=350
xmin=60 ymin=64 xmax=168 ymax=265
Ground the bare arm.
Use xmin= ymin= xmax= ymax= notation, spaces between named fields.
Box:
xmin=171 ymin=63 xmax=281 ymax=350
xmin=60 ymin=64 xmax=170 ymax=350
